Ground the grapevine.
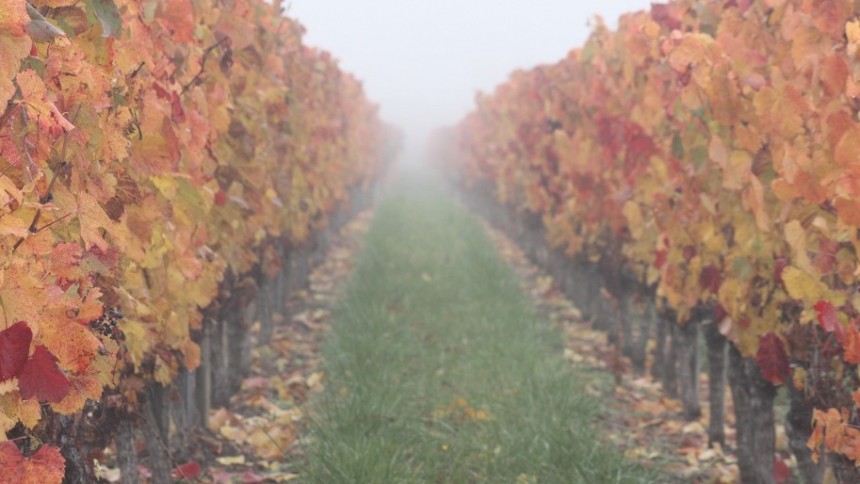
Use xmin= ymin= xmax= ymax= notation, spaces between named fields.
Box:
xmin=444 ymin=0 xmax=860 ymax=479
xmin=0 ymin=0 xmax=394 ymax=479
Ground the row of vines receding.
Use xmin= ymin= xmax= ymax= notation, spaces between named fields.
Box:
xmin=438 ymin=0 xmax=860 ymax=482
xmin=0 ymin=0 xmax=397 ymax=481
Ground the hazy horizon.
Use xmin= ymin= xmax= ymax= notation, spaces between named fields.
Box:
xmin=287 ymin=0 xmax=656 ymax=162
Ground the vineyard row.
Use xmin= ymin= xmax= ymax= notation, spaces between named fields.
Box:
xmin=0 ymin=0 xmax=398 ymax=481
xmin=438 ymin=1 xmax=860 ymax=482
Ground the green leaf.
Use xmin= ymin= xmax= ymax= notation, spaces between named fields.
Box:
xmin=731 ymin=257 xmax=753 ymax=281
xmin=671 ymin=133 xmax=684 ymax=159
xmin=84 ymin=0 xmax=122 ymax=38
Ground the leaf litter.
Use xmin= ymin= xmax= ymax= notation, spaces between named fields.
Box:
xmin=200 ymin=210 xmax=375 ymax=483
xmin=480 ymin=219 xmax=757 ymax=483
xmin=94 ymin=210 xmax=373 ymax=483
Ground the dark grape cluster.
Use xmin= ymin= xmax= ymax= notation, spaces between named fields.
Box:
xmin=89 ymin=306 xmax=125 ymax=342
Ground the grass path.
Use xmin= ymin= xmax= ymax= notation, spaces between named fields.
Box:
xmin=302 ymin=177 xmax=660 ymax=483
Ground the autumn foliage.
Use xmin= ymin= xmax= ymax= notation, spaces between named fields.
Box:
xmin=445 ymin=0 xmax=860 ymax=472
xmin=0 ymin=0 xmax=391 ymax=479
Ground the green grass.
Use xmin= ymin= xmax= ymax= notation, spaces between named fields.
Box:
xmin=301 ymin=175 xmax=661 ymax=483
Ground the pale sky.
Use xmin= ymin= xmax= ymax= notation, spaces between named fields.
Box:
xmin=287 ymin=0 xmax=656 ymax=160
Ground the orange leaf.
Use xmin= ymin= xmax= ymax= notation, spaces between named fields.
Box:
xmin=180 ymin=339 xmax=201 ymax=370
xmin=49 ymin=243 xmax=84 ymax=282
xmin=825 ymin=111 xmax=853 ymax=152
xmin=754 ymin=86 xmax=804 ymax=139
xmin=51 ymin=362 xmax=108 ymax=415
xmin=823 ymin=408 xmax=846 ymax=451
xmin=0 ymin=0 xmax=29 ymax=36
xmin=809 ymin=410 xmax=824 ymax=462
xmin=39 ymin=316 xmax=100 ymax=374
xmin=834 ymin=198 xmax=860 ymax=228
xmin=834 ymin=125 xmax=860 ymax=167
xmin=802 ymin=0 xmax=853 ymax=35
xmin=15 ymin=70 xmax=75 ymax=134
xmin=23 ymin=444 xmax=65 ymax=483
xmin=158 ymin=0 xmax=195 ymax=44
xmin=841 ymin=427 xmax=860 ymax=462
xmin=843 ymin=328 xmax=860 ymax=364
xmin=0 ymin=35 xmax=32 ymax=107
xmin=820 ymin=53 xmax=848 ymax=97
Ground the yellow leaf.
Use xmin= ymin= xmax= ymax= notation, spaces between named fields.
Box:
xmin=847 ymin=20 xmax=860 ymax=44
xmin=642 ymin=20 xmax=660 ymax=39
xmin=746 ymin=175 xmax=770 ymax=232
xmin=782 ymin=266 xmax=825 ymax=303
xmin=699 ymin=221 xmax=725 ymax=254
xmin=723 ymin=150 xmax=751 ymax=190
xmin=708 ymin=135 xmax=728 ymax=169
xmin=471 ymin=409 xmax=493 ymax=421
xmin=699 ymin=193 xmax=716 ymax=215
xmin=17 ymin=395 xmax=41 ymax=428
xmin=306 ymin=371 xmax=324 ymax=389
xmin=794 ymin=367 xmax=807 ymax=391
xmin=121 ymin=319 xmax=149 ymax=367
xmin=0 ymin=412 xmax=14 ymax=435
xmin=77 ymin=192 xmax=115 ymax=250
xmin=219 ymin=425 xmax=245 ymax=441
xmin=717 ymin=277 xmax=747 ymax=318
xmin=622 ymin=201 xmax=644 ymax=239
xmin=151 ymin=175 xmax=178 ymax=199
xmin=0 ymin=379 xmax=16 ymax=395
xmin=216 ymin=455 xmax=246 ymax=465
xmin=784 ymin=220 xmax=813 ymax=274
xmin=668 ymin=34 xmax=711 ymax=73
xmin=154 ymin=362 xmax=172 ymax=385
xmin=0 ymin=175 xmax=23 ymax=207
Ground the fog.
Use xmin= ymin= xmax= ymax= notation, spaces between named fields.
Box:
xmin=287 ymin=0 xmax=656 ymax=163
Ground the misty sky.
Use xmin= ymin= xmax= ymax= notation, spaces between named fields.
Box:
xmin=287 ymin=0 xmax=656 ymax=158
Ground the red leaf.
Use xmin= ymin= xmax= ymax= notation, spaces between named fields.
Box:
xmin=172 ymin=460 xmax=201 ymax=480
xmin=699 ymin=265 xmax=722 ymax=294
xmin=774 ymin=455 xmax=791 ymax=484
xmin=682 ymin=245 xmax=696 ymax=262
xmin=774 ymin=258 xmax=787 ymax=284
xmin=0 ymin=321 xmax=32 ymax=381
xmin=17 ymin=346 xmax=71 ymax=403
xmin=238 ymin=471 xmax=267 ymax=483
xmin=651 ymin=3 xmax=681 ymax=30
xmin=756 ymin=333 xmax=789 ymax=386
xmin=0 ymin=442 xmax=64 ymax=484
xmin=814 ymin=239 xmax=839 ymax=275
xmin=214 ymin=190 xmax=228 ymax=207
xmin=0 ymin=441 xmax=25 ymax=480
xmin=713 ymin=304 xmax=727 ymax=323
xmin=814 ymin=300 xmax=845 ymax=343
xmin=654 ymin=249 xmax=667 ymax=269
